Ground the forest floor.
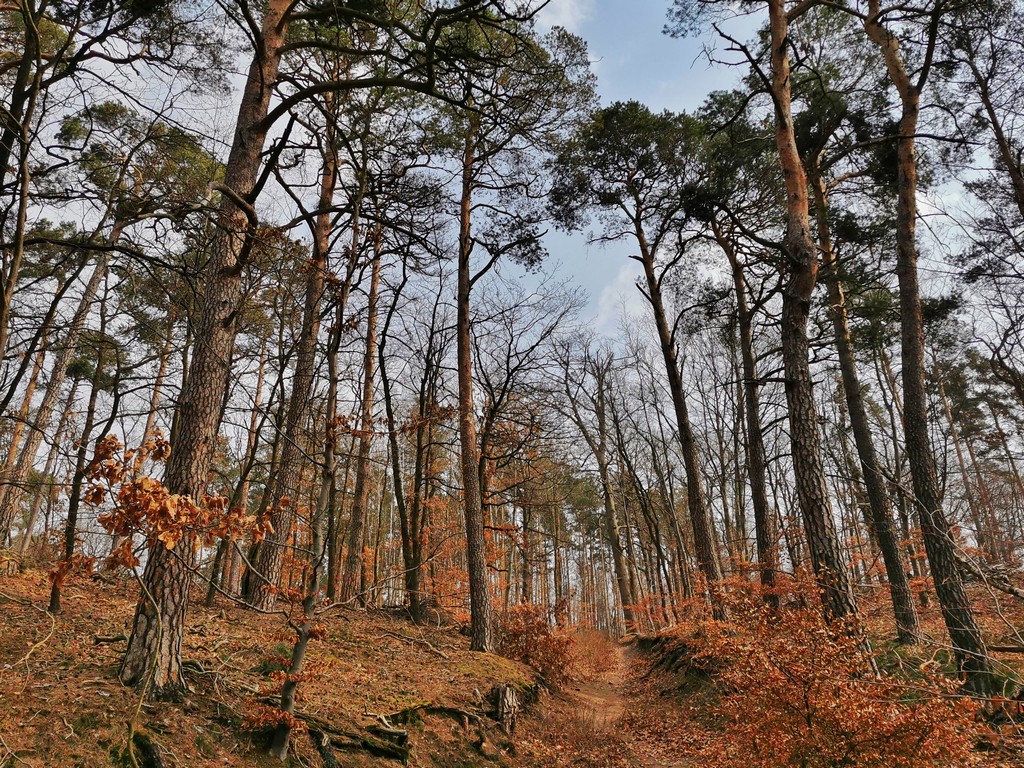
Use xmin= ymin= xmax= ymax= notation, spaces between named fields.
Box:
xmin=0 ymin=569 xmax=538 ymax=768
xmin=5 ymin=568 xmax=1024 ymax=767
xmin=517 ymin=642 xmax=705 ymax=767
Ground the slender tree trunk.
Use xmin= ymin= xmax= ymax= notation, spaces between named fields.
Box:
xmin=962 ymin=53 xmax=1024 ymax=218
xmin=811 ymin=170 xmax=919 ymax=642
xmin=2 ymin=329 xmax=46 ymax=476
xmin=456 ymin=125 xmax=493 ymax=652
xmin=377 ymin=268 xmax=427 ymax=618
xmin=717 ymin=223 xmax=779 ymax=605
xmin=141 ymin=320 xmax=174 ymax=444
xmin=0 ymin=0 xmax=43 ymax=363
xmin=563 ymin=354 xmax=637 ymax=631
xmin=767 ymin=0 xmax=858 ymax=622
xmin=49 ymin=349 xmax=104 ymax=613
xmin=635 ymin=240 xmax=726 ymax=617
xmin=268 ymin=271 xmax=342 ymax=755
xmin=863 ymin=1 xmax=994 ymax=692
xmin=16 ymin=381 xmax=79 ymax=559
xmin=0 ymin=225 xmax=120 ymax=545
xmin=937 ymin=376 xmax=993 ymax=560
xmin=268 ymin=347 xmax=337 ymax=758
xmin=225 ymin=339 xmax=269 ymax=598
xmin=246 ymin=104 xmax=339 ymax=610
xmin=341 ymin=244 xmax=382 ymax=603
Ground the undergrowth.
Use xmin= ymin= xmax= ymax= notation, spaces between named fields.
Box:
xmin=657 ymin=583 xmax=985 ymax=768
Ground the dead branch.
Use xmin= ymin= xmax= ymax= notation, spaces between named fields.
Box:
xmin=957 ymin=554 xmax=1024 ymax=601
xmin=379 ymin=629 xmax=450 ymax=660
xmin=94 ymin=633 xmax=128 ymax=645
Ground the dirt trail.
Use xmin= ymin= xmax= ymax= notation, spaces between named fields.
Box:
xmin=572 ymin=645 xmax=628 ymax=729
xmin=568 ymin=644 xmax=677 ymax=767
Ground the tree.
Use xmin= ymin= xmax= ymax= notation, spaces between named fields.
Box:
xmin=432 ymin=22 xmax=592 ymax=650
xmin=118 ymin=0 xmax=568 ymax=694
xmin=556 ymin=336 xmax=638 ymax=631
xmin=668 ymin=1 xmax=860 ymax=624
xmin=855 ymin=0 xmax=995 ymax=691
xmin=550 ymin=101 xmax=729 ymax=616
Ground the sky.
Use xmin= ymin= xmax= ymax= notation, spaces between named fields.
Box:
xmin=532 ymin=0 xmax=748 ymax=333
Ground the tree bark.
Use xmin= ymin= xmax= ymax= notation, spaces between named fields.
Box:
xmin=863 ymin=0 xmax=994 ymax=692
xmin=120 ymin=0 xmax=291 ymax=695
xmin=767 ymin=0 xmax=858 ymax=622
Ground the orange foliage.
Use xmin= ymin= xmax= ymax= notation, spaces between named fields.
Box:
xmin=497 ymin=603 xmax=575 ymax=686
xmin=83 ymin=434 xmax=273 ymax=558
xmin=48 ymin=551 xmax=96 ymax=590
xmin=670 ymin=587 xmax=981 ymax=768
xmin=242 ymin=703 xmax=306 ymax=734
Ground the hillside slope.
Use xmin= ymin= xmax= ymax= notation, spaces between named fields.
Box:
xmin=0 ymin=571 xmax=538 ymax=767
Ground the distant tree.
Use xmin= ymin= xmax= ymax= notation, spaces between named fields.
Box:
xmin=549 ymin=101 xmax=730 ymax=616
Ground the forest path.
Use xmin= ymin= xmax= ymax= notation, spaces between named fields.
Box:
xmin=567 ymin=644 xmax=680 ymax=767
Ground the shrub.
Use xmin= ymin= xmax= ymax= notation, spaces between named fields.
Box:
xmin=687 ymin=600 xmax=979 ymax=768
xmin=496 ymin=603 xmax=575 ymax=686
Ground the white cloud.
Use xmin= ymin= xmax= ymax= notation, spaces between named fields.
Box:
xmin=535 ymin=0 xmax=595 ymax=33
xmin=592 ymin=261 xmax=648 ymax=336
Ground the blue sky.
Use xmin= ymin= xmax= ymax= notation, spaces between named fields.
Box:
xmin=534 ymin=0 xmax=748 ymax=332
xmin=544 ymin=0 xmax=740 ymax=111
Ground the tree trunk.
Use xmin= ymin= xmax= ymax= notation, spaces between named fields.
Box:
xmin=811 ymin=170 xmax=918 ymax=642
xmin=268 ymin=274 xmax=341 ymax=759
xmin=246 ymin=101 xmax=339 ymax=609
xmin=0 ymin=227 xmax=118 ymax=545
xmin=120 ymin=0 xmax=291 ymax=695
xmin=141 ymin=319 xmax=174 ymax=444
xmin=49 ymin=349 xmax=104 ymax=613
xmin=1 ymin=329 xmax=46 ymax=482
xmin=863 ymin=0 xmax=994 ymax=693
xmin=341 ymin=244 xmax=382 ymax=603
xmin=16 ymin=381 xmax=79 ymax=559
xmin=456 ymin=125 xmax=493 ymax=652
xmin=717 ymin=223 xmax=779 ymax=605
xmin=0 ymin=0 xmax=43 ymax=363
xmin=767 ymin=0 xmax=858 ymax=623
xmin=635 ymin=238 xmax=725 ymax=618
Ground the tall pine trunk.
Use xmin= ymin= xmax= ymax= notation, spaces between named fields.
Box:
xmin=120 ymin=0 xmax=290 ymax=695
xmin=863 ymin=0 xmax=994 ymax=692
xmin=768 ymin=0 xmax=858 ymax=622
xmin=456 ymin=125 xmax=493 ymax=652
